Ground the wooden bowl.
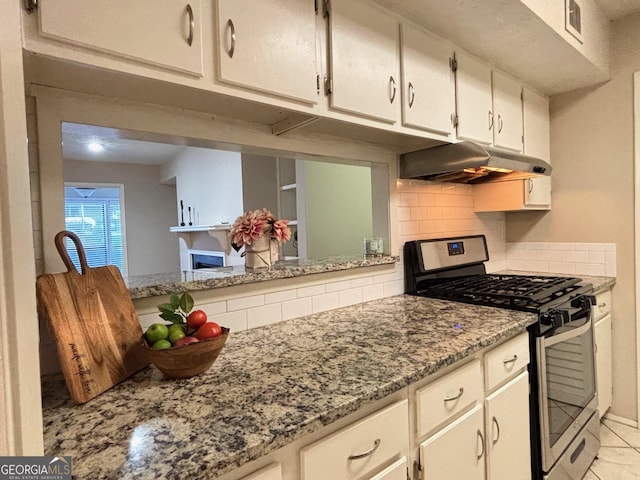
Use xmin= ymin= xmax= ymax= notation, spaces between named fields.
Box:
xmin=142 ymin=327 xmax=229 ymax=379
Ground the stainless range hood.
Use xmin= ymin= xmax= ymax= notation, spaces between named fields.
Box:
xmin=399 ymin=141 xmax=552 ymax=184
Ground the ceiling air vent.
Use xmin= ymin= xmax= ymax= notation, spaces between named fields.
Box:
xmin=565 ymin=0 xmax=583 ymax=43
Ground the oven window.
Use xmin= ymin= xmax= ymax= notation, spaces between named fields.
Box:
xmin=544 ymin=326 xmax=596 ymax=448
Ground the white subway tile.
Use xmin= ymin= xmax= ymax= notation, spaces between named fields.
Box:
xmin=374 ymin=273 xmax=395 ymax=284
xmin=398 ymin=192 xmax=420 ymax=207
xmin=418 ymin=193 xmax=437 ymax=206
xmin=198 ymin=300 xmax=227 ymax=316
xmin=562 ymin=250 xmax=591 ymax=263
xmin=362 ymin=284 xmax=385 ymax=302
xmin=339 ymin=288 xmax=363 ymax=307
xmin=524 ymin=260 xmax=550 ymax=272
xmin=410 ymin=207 xmax=427 ymax=220
xmin=325 ymin=280 xmax=351 ymax=293
xmin=548 ymin=262 xmax=576 ymax=275
xmin=282 ymin=298 xmax=313 ymax=320
xmin=575 ymin=264 xmax=606 ymax=277
xmin=605 ymin=244 xmax=616 ymax=252
xmin=312 ymin=293 xmax=340 ymax=314
xmin=383 ymin=280 xmax=404 ymax=297
xmin=210 ymin=310 xmax=248 ymax=332
xmin=397 ymin=207 xmax=411 ymax=221
xmin=297 ymin=284 xmax=326 ymax=297
xmin=605 ymin=252 xmax=616 ymax=276
xmin=535 ymin=250 xmax=563 ymax=262
xmin=548 ymin=243 xmax=576 ymax=251
xmin=588 ymin=251 xmax=605 ymax=264
xmin=137 ymin=312 xmax=159 ymax=329
xmin=350 ymin=277 xmax=373 ymax=288
xmin=265 ymin=289 xmax=297 ymax=304
xmin=227 ymin=294 xmax=264 ymax=312
xmin=247 ymin=303 xmax=283 ymax=329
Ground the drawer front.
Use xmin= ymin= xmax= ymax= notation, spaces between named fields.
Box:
xmin=593 ymin=289 xmax=612 ymax=320
xmin=242 ymin=463 xmax=282 ymax=480
xmin=369 ymin=457 xmax=407 ymax=480
xmin=485 ymin=332 xmax=530 ymax=391
xmin=301 ymin=400 xmax=409 ymax=480
xmin=416 ymin=359 xmax=483 ymax=437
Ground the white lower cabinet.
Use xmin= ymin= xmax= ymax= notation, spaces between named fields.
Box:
xmin=369 ymin=457 xmax=408 ymax=480
xmin=241 ymin=463 xmax=282 ymax=480
xmin=300 ymin=399 xmax=409 ymax=480
xmin=420 ymin=405 xmax=486 ymax=480
xmin=485 ymin=372 xmax=531 ymax=480
xmin=593 ymin=287 xmax=613 ymax=417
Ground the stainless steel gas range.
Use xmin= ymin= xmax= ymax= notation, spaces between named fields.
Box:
xmin=404 ymin=235 xmax=600 ymax=480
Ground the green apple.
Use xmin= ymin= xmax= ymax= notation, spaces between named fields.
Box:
xmin=152 ymin=339 xmax=172 ymax=350
xmin=145 ymin=323 xmax=169 ymax=344
xmin=168 ymin=324 xmax=186 ymax=344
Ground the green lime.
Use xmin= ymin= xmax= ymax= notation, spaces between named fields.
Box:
xmin=168 ymin=328 xmax=186 ymax=344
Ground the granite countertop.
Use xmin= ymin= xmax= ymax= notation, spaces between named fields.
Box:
xmin=41 ymin=294 xmax=536 ymax=480
xmin=125 ymin=255 xmax=399 ymax=300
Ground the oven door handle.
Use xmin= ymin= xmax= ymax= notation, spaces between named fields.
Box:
xmin=543 ymin=316 xmax=591 ymax=348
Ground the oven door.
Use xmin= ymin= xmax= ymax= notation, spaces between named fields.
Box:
xmin=537 ymin=302 xmax=598 ymax=473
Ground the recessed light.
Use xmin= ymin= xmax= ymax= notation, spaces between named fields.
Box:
xmin=88 ymin=142 xmax=104 ymax=153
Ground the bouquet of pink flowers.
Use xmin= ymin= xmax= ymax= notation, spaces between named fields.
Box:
xmin=229 ymin=208 xmax=291 ymax=252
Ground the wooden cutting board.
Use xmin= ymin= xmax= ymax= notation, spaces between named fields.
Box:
xmin=36 ymin=230 xmax=149 ymax=404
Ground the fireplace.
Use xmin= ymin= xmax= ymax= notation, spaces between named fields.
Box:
xmin=189 ymin=250 xmax=225 ymax=270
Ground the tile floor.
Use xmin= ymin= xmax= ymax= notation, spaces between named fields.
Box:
xmin=584 ymin=419 xmax=640 ymax=479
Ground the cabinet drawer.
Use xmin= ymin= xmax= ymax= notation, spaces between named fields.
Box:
xmin=485 ymin=332 xmax=530 ymax=391
xmin=301 ymin=400 xmax=408 ymax=480
xmin=242 ymin=463 xmax=282 ymax=480
xmin=416 ymin=359 xmax=483 ymax=437
xmin=369 ymin=457 xmax=407 ymax=480
xmin=593 ymin=289 xmax=612 ymax=320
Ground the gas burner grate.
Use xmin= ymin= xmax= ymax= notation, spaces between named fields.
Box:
xmin=417 ymin=274 xmax=582 ymax=312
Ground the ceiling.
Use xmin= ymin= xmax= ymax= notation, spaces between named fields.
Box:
xmin=594 ymin=0 xmax=640 ymax=20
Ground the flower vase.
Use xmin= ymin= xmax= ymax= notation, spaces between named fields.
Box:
xmin=245 ymin=234 xmax=271 ymax=271
xmin=270 ymin=239 xmax=280 ymax=263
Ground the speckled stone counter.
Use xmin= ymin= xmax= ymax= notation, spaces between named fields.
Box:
xmin=41 ymin=294 xmax=536 ymax=479
xmin=125 ymin=255 xmax=399 ymax=300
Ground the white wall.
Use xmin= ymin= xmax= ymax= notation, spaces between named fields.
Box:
xmin=64 ymin=159 xmax=180 ymax=276
xmin=161 ymin=147 xmax=243 ymax=226
xmin=507 ymin=13 xmax=640 ymax=422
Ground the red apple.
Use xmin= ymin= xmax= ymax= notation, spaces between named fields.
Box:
xmin=173 ymin=336 xmax=199 ymax=347
xmin=195 ymin=322 xmax=222 ymax=340
xmin=187 ymin=309 xmax=208 ymax=329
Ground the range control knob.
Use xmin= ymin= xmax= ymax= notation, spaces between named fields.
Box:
xmin=541 ymin=310 xmax=568 ymax=328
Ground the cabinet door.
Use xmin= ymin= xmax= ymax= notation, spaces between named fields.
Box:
xmin=522 ymin=87 xmax=550 ymax=160
xmin=485 ymin=372 xmax=531 ymax=480
xmin=38 ymin=0 xmax=204 ymax=76
xmin=524 ymin=177 xmax=551 ymax=208
xmin=492 ymin=71 xmax=523 ymax=152
xmin=454 ymin=51 xmax=493 ymax=145
xmin=329 ymin=0 xmax=400 ymax=123
xmin=216 ymin=0 xmax=318 ymax=104
xmin=595 ymin=314 xmax=612 ymax=417
xmin=420 ymin=405 xmax=486 ymax=480
xmin=400 ymin=24 xmax=454 ymax=136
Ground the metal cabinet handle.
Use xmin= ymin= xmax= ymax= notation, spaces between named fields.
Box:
xmin=476 ymin=430 xmax=485 ymax=460
xmin=488 ymin=110 xmax=494 ymax=130
xmin=389 ymin=76 xmax=397 ymax=104
xmin=503 ymin=354 xmax=518 ymax=365
xmin=444 ymin=387 xmax=464 ymax=403
xmin=599 ymin=302 xmax=607 ymax=308
xmin=408 ymin=81 xmax=415 ymax=108
xmin=227 ymin=19 xmax=236 ymax=58
xmin=348 ymin=438 xmax=381 ymax=460
xmin=498 ymin=114 xmax=504 ymax=133
xmin=528 ymin=178 xmax=534 ymax=193
xmin=186 ymin=4 xmax=194 ymax=47
xmin=492 ymin=417 xmax=501 ymax=445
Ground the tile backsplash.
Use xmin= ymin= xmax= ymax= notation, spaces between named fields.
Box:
xmin=506 ymin=242 xmax=616 ymax=277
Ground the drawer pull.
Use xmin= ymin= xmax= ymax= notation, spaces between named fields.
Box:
xmin=476 ymin=429 xmax=485 ymax=460
xmin=599 ymin=302 xmax=607 ymax=308
xmin=348 ymin=439 xmax=381 ymax=460
xmin=503 ymin=354 xmax=518 ymax=365
xmin=185 ymin=4 xmax=195 ymax=47
xmin=443 ymin=387 xmax=464 ymax=403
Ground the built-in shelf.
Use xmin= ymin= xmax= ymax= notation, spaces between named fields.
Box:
xmin=170 ymin=224 xmax=231 ymax=233
xmin=170 ymin=225 xmax=232 ymax=253
xmin=280 ymin=183 xmax=296 ymax=191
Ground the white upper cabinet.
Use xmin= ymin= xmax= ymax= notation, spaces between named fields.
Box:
xmin=491 ymin=71 xmax=523 ymax=152
xmin=400 ymin=23 xmax=455 ymax=137
xmin=328 ymin=0 xmax=401 ymax=124
xmin=523 ymin=86 xmax=552 ymax=208
xmin=37 ymin=0 xmax=204 ymax=76
xmin=215 ymin=0 xmax=318 ymax=104
xmin=454 ymin=50 xmax=493 ymax=145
